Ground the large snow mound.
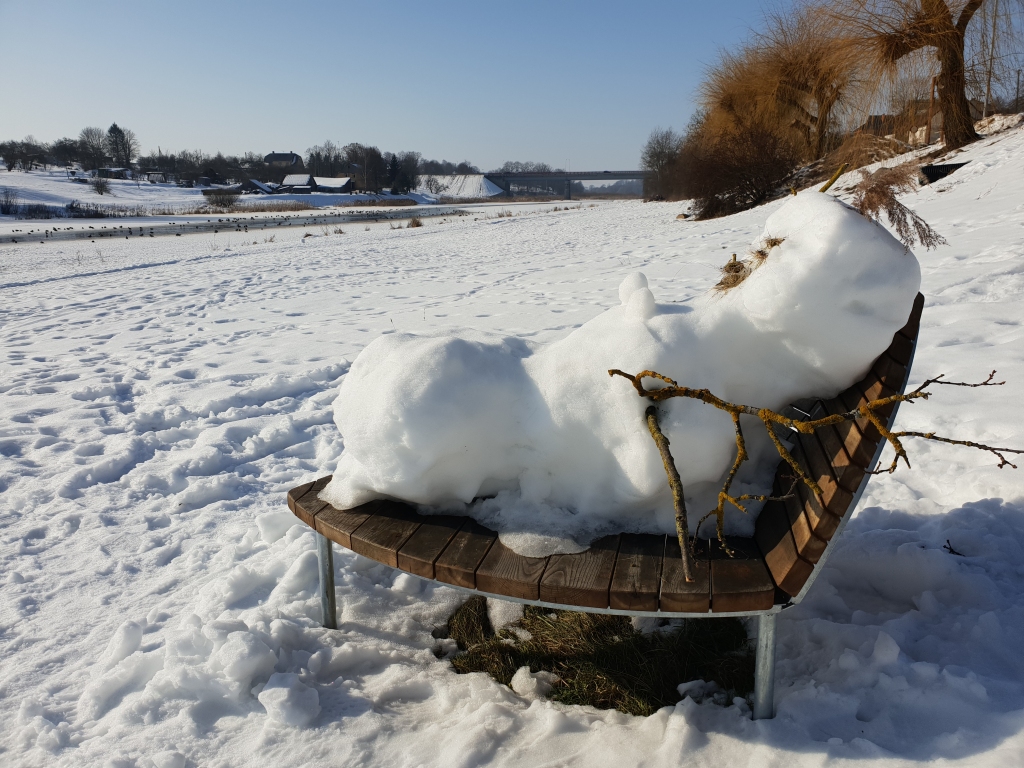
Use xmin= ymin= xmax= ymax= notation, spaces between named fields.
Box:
xmin=322 ymin=191 xmax=921 ymax=549
xmin=415 ymin=174 xmax=504 ymax=199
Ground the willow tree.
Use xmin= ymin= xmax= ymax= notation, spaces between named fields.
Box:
xmin=757 ymin=8 xmax=860 ymax=160
xmin=700 ymin=6 xmax=858 ymax=162
xmin=833 ymin=0 xmax=991 ymax=149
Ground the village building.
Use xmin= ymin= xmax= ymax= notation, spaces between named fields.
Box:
xmin=264 ymin=152 xmax=304 ymax=171
xmin=276 ymin=174 xmax=353 ymax=194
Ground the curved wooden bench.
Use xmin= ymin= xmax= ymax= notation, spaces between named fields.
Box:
xmin=287 ymin=293 xmax=924 ymax=718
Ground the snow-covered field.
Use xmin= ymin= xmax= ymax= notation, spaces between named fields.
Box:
xmin=2 ymin=119 xmax=1024 ymax=767
xmin=0 ymin=170 xmax=439 ymax=214
xmin=0 ymin=171 xmax=206 ymax=209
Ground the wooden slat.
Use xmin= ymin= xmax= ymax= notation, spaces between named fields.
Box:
xmin=816 ymin=422 xmax=864 ymax=493
xmin=794 ymin=476 xmax=842 ymax=541
xmin=802 ymin=401 xmax=864 ymax=493
xmin=822 ymin=394 xmax=876 ymax=468
xmin=754 ymin=499 xmax=813 ymax=597
xmin=396 ymin=515 xmax=465 ymax=579
xmin=872 ymin=352 xmax=908 ymax=390
xmin=838 ymin=385 xmax=883 ymax=444
xmin=475 ymin=539 xmax=549 ymax=600
xmin=791 ymin=433 xmax=853 ymax=515
xmin=540 ymin=535 xmax=619 ymax=608
xmin=859 ymin=370 xmax=898 ymax=420
xmin=434 ymin=519 xmax=497 ymax=589
xmin=609 ymin=534 xmax=664 ymax=611
xmin=780 ymin=479 xmax=827 ymax=563
xmin=291 ymin=476 xmax=333 ymax=528
xmin=316 ymin=500 xmax=379 ymax=549
xmin=349 ymin=501 xmax=422 ymax=567
xmin=710 ymin=537 xmax=775 ymax=612
xmin=660 ymin=536 xmax=710 ymax=612
xmin=287 ymin=480 xmax=316 ymax=515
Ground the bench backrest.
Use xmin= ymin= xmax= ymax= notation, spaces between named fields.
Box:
xmin=754 ymin=292 xmax=923 ymax=603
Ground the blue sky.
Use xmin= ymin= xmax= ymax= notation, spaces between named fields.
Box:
xmin=0 ymin=0 xmax=781 ymax=170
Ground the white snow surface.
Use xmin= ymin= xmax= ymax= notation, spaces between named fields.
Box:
xmin=321 ymin=191 xmax=921 ymax=552
xmin=2 ymin=119 xmax=1024 ymax=767
xmin=0 ymin=170 xmax=206 ymax=208
xmin=415 ymin=174 xmax=505 ymax=199
xmin=0 ymin=170 xmax=437 ymax=214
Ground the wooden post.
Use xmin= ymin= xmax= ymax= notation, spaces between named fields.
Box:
xmin=925 ymin=76 xmax=937 ymax=145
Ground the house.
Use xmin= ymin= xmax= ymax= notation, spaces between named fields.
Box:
xmin=313 ymin=176 xmax=353 ymax=193
xmin=201 ymin=168 xmax=227 ymax=185
xmin=278 ymin=174 xmax=313 ymax=193
xmin=275 ymin=175 xmax=354 ymax=194
xmin=859 ymin=97 xmax=987 ymax=146
xmin=239 ymin=179 xmax=276 ymax=195
xmin=264 ymin=152 xmax=304 ymax=171
xmin=96 ymin=167 xmax=131 ymax=180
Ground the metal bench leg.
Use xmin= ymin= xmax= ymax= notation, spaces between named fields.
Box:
xmin=316 ymin=532 xmax=337 ymax=629
xmin=753 ymin=612 xmax=777 ymax=719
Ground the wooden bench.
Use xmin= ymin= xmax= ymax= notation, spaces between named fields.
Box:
xmin=286 ymin=293 xmax=924 ymax=719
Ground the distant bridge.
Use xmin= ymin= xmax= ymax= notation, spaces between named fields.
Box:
xmin=483 ymin=170 xmax=653 ymax=199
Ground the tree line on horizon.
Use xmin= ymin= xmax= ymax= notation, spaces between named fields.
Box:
xmin=642 ymin=0 xmax=1024 ymax=218
xmin=1 ymin=127 xmax=587 ymax=196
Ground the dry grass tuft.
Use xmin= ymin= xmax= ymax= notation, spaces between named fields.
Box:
xmin=445 ymin=598 xmax=753 ymax=716
xmin=715 ymin=254 xmax=751 ymax=291
xmin=852 ymin=163 xmax=946 ymax=249
xmin=406 ymin=216 xmax=423 ymax=228
xmin=714 ymin=236 xmax=786 ymax=292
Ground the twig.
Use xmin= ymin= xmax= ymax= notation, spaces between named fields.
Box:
xmin=819 ymin=162 xmax=849 ymax=193
xmin=943 ymin=540 xmax=964 ymax=556
xmin=643 ymin=406 xmax=696 ymax=582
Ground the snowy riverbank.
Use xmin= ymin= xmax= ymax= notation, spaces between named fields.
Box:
xmin=2 ymin=118 xmax=1024 ymax=767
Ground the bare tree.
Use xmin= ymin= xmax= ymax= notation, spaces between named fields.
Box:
xmin=422 ymin=176 xmax=451 ymax=195
xmin=79 ymin=127 xmax=107 ymax=170
xmin=640 ymin=128 xmax=682 ymax=197
xmin=306 ymin=140 xmax=345 ymax=177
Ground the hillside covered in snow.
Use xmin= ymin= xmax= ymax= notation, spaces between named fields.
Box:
xmin=2 ymin=117 xmax=1024 ymax=767
xmin=415 ymin=173 xmax=505 ymax=200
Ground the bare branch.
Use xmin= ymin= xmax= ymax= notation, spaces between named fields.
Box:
xmin=611 ymin=367 xmax=1022 ymax=557
xmin=643 ymin=406 xmax=697 ymax=582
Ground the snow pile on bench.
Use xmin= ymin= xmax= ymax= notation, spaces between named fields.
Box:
xmin=322 ymin=191 xmax=920 ymax=552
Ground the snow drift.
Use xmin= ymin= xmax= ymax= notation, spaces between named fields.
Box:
xmin=322 ymin=191 xmax=921 ymax=549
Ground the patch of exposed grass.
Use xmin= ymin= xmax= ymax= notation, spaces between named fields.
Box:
xmin=445 ymin=597 xmax=754 ymax=716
